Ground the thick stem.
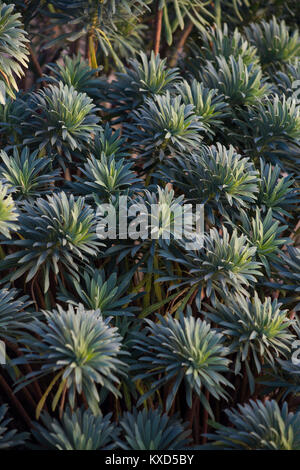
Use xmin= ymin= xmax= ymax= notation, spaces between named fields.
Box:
xmin=6 ymin=341 xmax=43 ymax=403
xmin=88 ymin=11 xmax=99 ymax=69
xmin=70 ymin=38 xmax=81 ymax=55
xmin=193 ymin=397 xmax=200 ymax=444
xmin=154 ymin=3 xmax=163 ymax=55
xmin=201 ymin=390 xmax=210 ymax=444
xmin=0 ymin=373 xmax=32 ymax=428
xmin=169 ymin=20 xmax=193 ymax=66
xmin=64 ymin=167 xmax=71 ymax=182
xmin=241 ymin=362 xmax=249 ymax=403
xmin=153 ymin=253 xmax=163 ymax=302
xmin=31 ymin=277 xmax=46 ymax=310
xmin=28 ymin=45 xmax=44 ymax=82
xmin=88 ymin=32 xmax=98 ymax=69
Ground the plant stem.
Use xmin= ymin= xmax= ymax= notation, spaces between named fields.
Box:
xmin=32 ymin=276 xmax=46 ymax=310
xmin=154 ymin=3 xmax=163 ymax=55
xmin=28 ymin=45 xmax=44 ymax=82
xmin=59 ymin=382 xmax=67 ymax=419
xmin=31 ymin=275 xmax=39 ymax=312
xmin=153 ymin=253 xmax=163 ymax=302
xmin=88 ymin=32 xmax=98 ymax=69
xmin=241 ymin=363 xmax=249 ymax=402
xmin=202 ymin=390 xmax=210 ymax=444
xmin=0 ymin=373 xmax=32 ymax=428
xmin=169 ymin=20 xmax=193 ymax=66
xmin=6 ymin=341 xmax=43 ymax=403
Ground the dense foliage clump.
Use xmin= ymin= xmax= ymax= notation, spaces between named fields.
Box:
xmin=0 ymin=0 xmax=299 ymax=451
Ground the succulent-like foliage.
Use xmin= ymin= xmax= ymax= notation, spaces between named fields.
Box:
xmin=16 ymin=304 xmax=128 ymax=415
xmin=272 ymin=60 xmax=300 ymax=97
xmin=32 ymin=407 xmax=119 ymax=450
xmin=0 ymin=0 xmax=299 ymax=452
xmin=161 ymin=227 xmax=262 ymax=302
xmin=119 ymin=408 xmax=191 ymax=450
xmin=98 ymin=184 xmax=188 ymax=260
xmin=257 ymin=159 xmax=298 ymax=220
xmin=133 ymin=313 xmax=232 ymax=416
xmin=88 ymin=125 xmax=129 ymax=160
xmin=46 ymin=55 xmax=105 ymax=100
xmin=264 ymin=316 xmax=300 ymax=398
xmin=0 ymin=404 xmax=27 ymax=449
xmin=206 ymin=293 xmax=294 ymax=392
xmin=0 ymin=182 xmax=18 ymax=238
xmin=0 ymin=286 xmax=31 ymax=341
xmin=197 ymin=144 xmax=259 ymax=212
xmin=245 ymin=17 xmax=300 ymax=69
xmin=192 ymin=23 xmax=258 ymax=66
xmin=0 ymin=147 xmax=60 ymax=200
xmin=160 ymin=144 xmax=259 ymax=221
xmin=127 ymin=92 xmax=204 ymax=166
xmin=262 ymin=317 xmax=300 ymax=398
xmin=107 ymin=51 xmax=180 ymax=119
xmin=0 ymin=2 xmax=29 ymax=104
xmin=24 ymin=83 xmax=100 ymax=165
xmin=203 ymin=400 xmax=300 ymax=450
xmin=234 ymin=208 xmax=289 ymax=275
xmin=0 ymin=192 xmax=101 ymax=292
xmin=0 ymin=93 xmax=30 ymax=144
xmin=242 ymin=95 xmax=300 ymax=158
xmin=70 ymin=153 xmax=141 ymax=200
xmin=137 ymin=185 xmax=187 ymax=242
xmin=119 ymin=185 xmax=196 ymax=253
xmin=176 ymin=80 xmax=228 ymax=139
xmin=199 ymin=55 xmax=267 ymax=107
xmin=58 ymin=268 xmax=136 ymax=317
xmin=269 ymin=246 xmax=300 ymax=310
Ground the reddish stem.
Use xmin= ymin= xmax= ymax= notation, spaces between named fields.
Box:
xmin=28 ymin=45 xmax=44 ymax=82
xmin=154 ymin=3 xmax=163 ymax=55
xmin=202 ymin=390 xmax=210 ymax=444
xmin=170 ymin=20 xmax=194 ymax=66
xmin=0 ymin=373 xmax=32 ymax=428
xmin=6 ymin=341 xmax=43 ymax=403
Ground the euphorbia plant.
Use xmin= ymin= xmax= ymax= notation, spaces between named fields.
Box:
xmin=0 ymin=0 xmax=298 ymax=451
